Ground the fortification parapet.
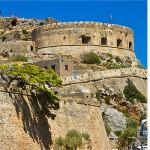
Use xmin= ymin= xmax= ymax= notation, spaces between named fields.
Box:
xmin=62 ymin=68 xmax=147 ymax=85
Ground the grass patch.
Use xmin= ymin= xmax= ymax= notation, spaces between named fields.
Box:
xmin=55 ymin=129 xmax=91 ymax=150
xmin=10 ymin=55 xmax=28 ymax=62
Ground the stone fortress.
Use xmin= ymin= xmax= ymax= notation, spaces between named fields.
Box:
xmin=0 ymin=21 xmax=136 ymax=61
xmin=32 ymin=22 xmax=135 ymax=59
xmin=0 ymin=20 xmax=145 ymax=85
xmin=0 ymin=18 xmax=147 ymax=150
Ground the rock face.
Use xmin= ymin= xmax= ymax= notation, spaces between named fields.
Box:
xmin=0 ymin=85 xmax=110 ymax=150
xmin=100 ymin=104 xmax=127 ymax=132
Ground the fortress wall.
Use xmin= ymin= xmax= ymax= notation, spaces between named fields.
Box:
xmin=34 ymin=28 xmax=133 ymax=49
xmin=37 ymin=45 xmax=136 ymax=59
xmin=33 ymin=24 xmax=134 ymax=50
xmin=0 ymin=41 xmax=35 ymax=56
xmin=62 ymin=68 xmax=147 ymax=85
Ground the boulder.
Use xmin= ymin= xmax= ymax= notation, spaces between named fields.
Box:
xmin=100 ymin=104 xmax=127 ymax=131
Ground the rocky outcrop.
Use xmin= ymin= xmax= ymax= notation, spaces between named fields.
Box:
xmin=100 ymin=104 xmax=127 ymax=132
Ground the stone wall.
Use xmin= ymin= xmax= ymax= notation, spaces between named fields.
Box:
xmin=62 ymin=68 xmax=147 ymax=86
xmin=0 ymin=41 xmax=35 ymax=57
xmin=32 ymin=22 xmax=135 ymax=59
xmin=37 ymin=45 xmax=136 ymax=59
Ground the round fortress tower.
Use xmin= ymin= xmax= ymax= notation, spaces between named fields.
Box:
xmin=32 ymin=21 xmax=136 ymax=58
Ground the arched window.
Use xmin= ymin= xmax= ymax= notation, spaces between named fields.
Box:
xmin=129 ymin=41 xmax=132 ymax=49
xmin=117 ymin=39 xmax=122 ymax=47
xmin=101 ymin=37 xmax=107 ymax=45
xmin=63 ymin=36 xmax=66 ymax=40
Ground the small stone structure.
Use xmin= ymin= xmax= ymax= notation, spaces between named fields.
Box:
xmin=33 ymin=56 xmax=73 ymax=77
xmin=59 ymin=84 xmax=95 ymax=100
xmin=0 ymin=41 xmax=35 ymax=57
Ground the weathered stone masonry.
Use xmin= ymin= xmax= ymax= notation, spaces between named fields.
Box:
xmin=32 ymin=22 xmax=135 ymax=58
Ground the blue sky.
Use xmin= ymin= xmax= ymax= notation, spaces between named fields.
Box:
xmin=0 ymin=0 xmax=147 ymax=67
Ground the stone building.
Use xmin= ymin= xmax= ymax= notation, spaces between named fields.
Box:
xmin=33 ymin=56 xmax=73 ymax=77
xmin=32 ymin=22 xmax=136 ymax=59
xmin=0 ymin=41 xmax=35 ymax=58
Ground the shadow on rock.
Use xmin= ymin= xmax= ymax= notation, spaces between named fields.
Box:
xmin=9 ymin=88 xmax=60 ymax=150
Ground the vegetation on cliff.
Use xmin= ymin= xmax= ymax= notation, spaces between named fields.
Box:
xmin=0 ymin=63 xmax=62 ymax=118
xmin=124 ymin=79 xmax=146 ymax=103
xmin=118 ymin=118 xmax=138 ymax=149
xmin=10 ymin=55 xmax=28 ymax=62
xmin=55 ymin=129 xmax=91 ymax=150
xmin=1 ymin=63 xmax=62 ymax=86
xmin=81 ymin=52 xmax=101 ymax=64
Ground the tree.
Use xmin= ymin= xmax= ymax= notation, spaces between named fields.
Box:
xmin=123 ymin=79 xmax=146 ymax=103
xmin=11 ymin=17 xmax=18 ymax=26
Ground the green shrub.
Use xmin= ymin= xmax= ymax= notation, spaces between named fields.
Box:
xmin=115 ymin=130 xmax=122 ymax=137
xmin=118 ymin=127 xmax=137 ymax=149
xmin=95 ymin=91 xmax=101 ymax=102
xmin=39 ymin=22 xmax=44 ymax=26
xmin=55 ymin=130 xmax=91 ymax=149
xmin=117 ymin=117 xmax=138 ymax=149
xmin=123 ymin=79 xmax=146 ymax=103
xmin=115 ymin=56 xmax=122 ymax=63
xmin=121 ymin=110 xmax=130 ymax=118
xmin=0 ymin=64 xmax=8 ymax=71
xmin=65 ymin=129 xmax=83 ymax=149
xmin=2 ymin=36 xmax=6 ymax=41
xmin=107 ymin=53 xmax=113 ymax=59
xmin=55 ymin=136 xmax=64 ymax=149
xmin=22 ymin=29 xmax=28 ymax=34
xmin=140 ymin=113 xmax=146 ymax=122
xmin=105 ymin=123 xmax=111 ymax=136
xmin=104 ymin=62 xmax=127 ymax=69
xmin=10 ymin=55 xmax=28 ymax=62
xmin=127 ymin=118 xmax=138 ymax=128
xmin=105 ymin=96 xmax=111 ymax=105
xmin=6 ymin=64 xmax=62 ymax=86
xmin=81 ymin=52 xmax=101 ymax=64
xmin=11 ymin=18 xmax=18 ymax=26
xmin=82 ymin=132 xmax=90 ymax=141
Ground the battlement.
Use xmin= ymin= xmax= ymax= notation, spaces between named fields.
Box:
xmin=33 ymin=21 xmax=133 ymax=34
xmin=62 ymin=68 xmax=147 ymax=85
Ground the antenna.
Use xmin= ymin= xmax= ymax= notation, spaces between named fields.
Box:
xmin=0 ymin=10 xmax=2 ymax=17
xmin=109 ymin=14 xmax=112 ymax=24
xmin=11 ymin=11 xmax=14 ymax=17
